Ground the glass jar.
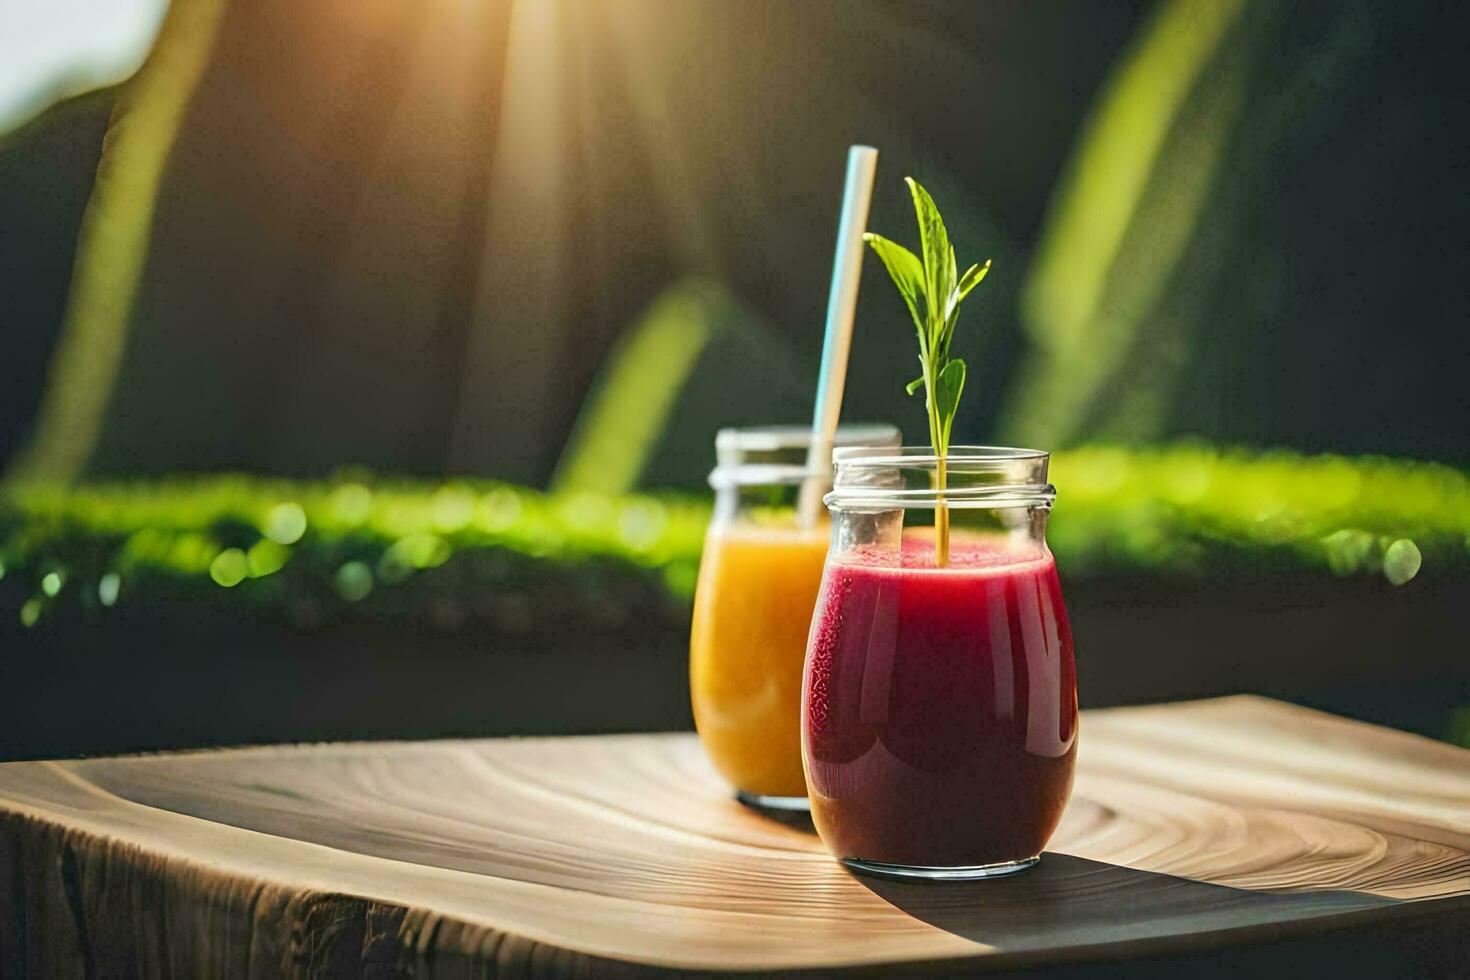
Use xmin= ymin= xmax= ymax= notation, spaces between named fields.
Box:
xmin=802 ymin=446 xmax=1076 ymax=878
xmin=690 ymin=424 xmax=899 ymax=809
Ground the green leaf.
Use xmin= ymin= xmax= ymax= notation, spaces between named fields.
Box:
xmin=937 ymin=305 xmax=961 ymax=363
xmin=957 ymin=259 xmax=991 ymax=301
xmin=935 ymin=358 xmax=966 ymax=449
xmin=863 ymin=233 xmax=926 ymax=338
xmin=905 ymin=177 xmax=951 ymax=332
xmin=869 ymin=177 xmax=992 ymax=499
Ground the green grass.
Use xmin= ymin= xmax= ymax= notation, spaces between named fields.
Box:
xmin=3 ymin=445 xmax=1467 ymax=630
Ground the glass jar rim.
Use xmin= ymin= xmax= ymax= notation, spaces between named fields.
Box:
xmin=826 ymin=444 xmax=1055 ymax=510
xmin=833 ymin=444 xmax=1048 ymax=466
xmin=714 ymin=423 xmax=899 ymax=454
xmin=709 ymin=423 xmax=901 ymax=488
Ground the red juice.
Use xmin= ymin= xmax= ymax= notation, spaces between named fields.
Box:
xmin=802 ymin=538 xmax=1077 ymax=868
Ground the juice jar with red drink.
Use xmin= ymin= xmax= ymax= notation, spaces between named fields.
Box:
xmin=802 ymin=446 xmax=1077 ymax=879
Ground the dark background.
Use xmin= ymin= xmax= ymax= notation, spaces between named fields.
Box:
xmin=3 ymin=0 xmax=1464 ymax=485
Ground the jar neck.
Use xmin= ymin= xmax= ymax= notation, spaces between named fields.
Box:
xmin=823 ymin=446 xmax=1055 ymax=564
xmin=711 ymin=480 xmax=816 ymax=529
xmin=708 ymin=424 xmax=900 ymax=488
xmin=826 ymin=445 xmax=1054 ymax=511
xmin=707 ymin=424 xmax=900 ymax=527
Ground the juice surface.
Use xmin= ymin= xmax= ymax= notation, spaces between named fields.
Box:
xmin=690 ymin=523 xmax=829 ymax=798
xmin=803 ymin=538 xmax=1077 ymax=866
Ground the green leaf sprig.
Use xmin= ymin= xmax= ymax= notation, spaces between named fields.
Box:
xmin=864 ymin=178 xmax=991 ymax=564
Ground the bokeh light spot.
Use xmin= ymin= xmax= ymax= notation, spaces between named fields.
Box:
xmin=97 ymin=572 xmax=121 ymax=607
xmin=476 ymin=488 xmax=522 ymax=532
xmin=331 ymin=483 xmax=374 ymax=525
xmin=1383 ymin=539 xmax=1422 ymax=586
xmin=169 ymin=533 xmax=219 ymax=574
xmin=247 ymin=539 xmax=289 ymax=578
xmin=559 ymin=492 xmax=615 ymax=532
xmin=430 ymin=486 xmax=476 ymax=532
xmin=265 ymin=502 xmax=307 ymax=544
xmin=210 ymin=548 xmax=249 ymax=587
xmin=618 ymin=500 xmax=666 ymax=551
xmin=379 ymin=533 xmax=451 ymax=582
xmin=336 ymin=561 xmax=373 ymax=602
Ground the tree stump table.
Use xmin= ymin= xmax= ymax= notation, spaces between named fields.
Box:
xmin=1 ymin=696 xmax=1466 ymax=976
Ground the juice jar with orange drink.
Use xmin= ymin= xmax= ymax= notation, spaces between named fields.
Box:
xmin=690 ymin=424 xmax=898 ymax=808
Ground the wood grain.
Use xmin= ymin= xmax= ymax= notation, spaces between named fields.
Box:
xmin=0 ymin=696 xmax=1466 ymax=976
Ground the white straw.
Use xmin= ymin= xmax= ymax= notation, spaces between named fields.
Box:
xmin=799 ymin=145 xmax=879 ymax=528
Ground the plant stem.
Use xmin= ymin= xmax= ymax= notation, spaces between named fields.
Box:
xmin=935 ymin=453 xmax=949 ymax=567
xmin=925 ymin=372 xmax=950 ymax=568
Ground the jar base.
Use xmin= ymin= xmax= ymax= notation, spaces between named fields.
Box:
xmin=842 ymin=854 xmax=1040 ymax=881
xmin=735 ymin=790 xmax=810 ymax=812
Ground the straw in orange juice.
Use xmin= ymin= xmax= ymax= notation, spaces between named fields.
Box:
xmin=690 ymin=523 xmax=829 ymax=801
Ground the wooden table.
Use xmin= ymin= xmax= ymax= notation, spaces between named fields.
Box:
xmin=1 ymin=697 xmax=1466 ymax=976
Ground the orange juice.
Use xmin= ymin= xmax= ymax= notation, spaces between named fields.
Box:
xmin=690 ymin=523 xmax=829 ymax=800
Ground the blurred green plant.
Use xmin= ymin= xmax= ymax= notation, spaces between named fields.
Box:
xmin=10 ymin=0 xmax=228 ymax=483
xmin=0 ymin=475 xmax=709 ymax=633
xmin=1047 ymin=445 xmax=1468 ymax=580
xmin=552 ymin=277 xmax=810 ymax=495
xmin=1002 ymin=0 xmax=1249 ymax=446
xmin=552 ymin=281 xmax=718 ymax=496
xmin=2 ymin=445 xmax=1467 ymax=632
xmin=1002 ymin=0 xmax=1376 ymax=449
